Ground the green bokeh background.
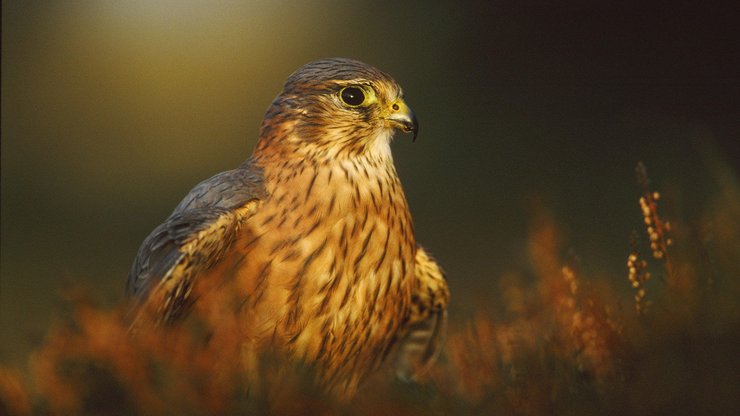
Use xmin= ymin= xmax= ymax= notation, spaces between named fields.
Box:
xmin=2 ymin=1 xmax=738 ymax=369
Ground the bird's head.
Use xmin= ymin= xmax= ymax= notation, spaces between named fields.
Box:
xmin=255 ymin=58 xmax=418 ymax=161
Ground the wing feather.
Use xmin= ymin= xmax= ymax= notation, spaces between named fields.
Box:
xmin=127 ymin=159 xmax=266 ymax=325
xmin=395 ymin=246 xmax=450 ymax=381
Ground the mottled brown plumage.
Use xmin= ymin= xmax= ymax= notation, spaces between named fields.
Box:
xmin=127 ymin=58 xmax=448 ymax=396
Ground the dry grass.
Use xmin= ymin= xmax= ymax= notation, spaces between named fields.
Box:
xmin=2 ymin=160 xmax=739 ymax=415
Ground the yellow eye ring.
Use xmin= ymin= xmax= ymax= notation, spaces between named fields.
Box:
xmin=339 ymin=86 xmax=366 ymax=107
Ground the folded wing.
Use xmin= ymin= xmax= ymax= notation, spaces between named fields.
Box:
xmin=127 ymin=160 xmax=266 ymax=325
xmin=395 ymin=246 xmax=450 ymax=381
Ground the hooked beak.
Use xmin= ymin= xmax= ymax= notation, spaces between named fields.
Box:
xmin=386 ymin=99 xmax=419 ymax=142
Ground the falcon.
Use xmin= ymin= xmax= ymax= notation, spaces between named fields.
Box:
xmin=127 ymin=58 xmax=449 ymax=396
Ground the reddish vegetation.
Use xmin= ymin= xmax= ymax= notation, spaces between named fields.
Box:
xmin=2 ymin=162 xmax=739 ymax=415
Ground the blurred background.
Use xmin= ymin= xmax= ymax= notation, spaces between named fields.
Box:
xmin=2 ymin=0 xmax=738 ymax=373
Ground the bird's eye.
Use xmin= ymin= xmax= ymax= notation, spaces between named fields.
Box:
xmin=340 ymin=86 xmax=366 ymax=107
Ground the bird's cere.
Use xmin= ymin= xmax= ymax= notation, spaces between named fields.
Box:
xmin=385 ymin=99 xmax=419 ymax=142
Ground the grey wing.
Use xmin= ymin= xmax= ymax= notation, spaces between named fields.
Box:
xmin=126 ymin=159 xmax=266 ymax=324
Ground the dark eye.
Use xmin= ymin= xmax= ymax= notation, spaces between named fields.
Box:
xmin=340 ymin=86 xmax=366 ymax=106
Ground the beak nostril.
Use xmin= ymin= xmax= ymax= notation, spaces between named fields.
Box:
xmin=386 ymin=100 xmax=418 ymax=142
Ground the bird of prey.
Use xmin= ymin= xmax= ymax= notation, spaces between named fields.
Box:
xmin=127 ymin=58 xmax=449 ymax=396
